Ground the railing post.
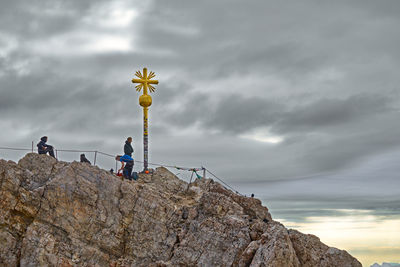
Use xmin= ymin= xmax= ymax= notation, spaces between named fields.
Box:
xmin=186 ymin=170 xmax=195 ymax=192
xmin=94 ymin=151 xmax=98 ymax=166
xmin=203 ymin=167 xmax=206 ymax=179
xmin=31 ymin=141 xmax=34 ymax=153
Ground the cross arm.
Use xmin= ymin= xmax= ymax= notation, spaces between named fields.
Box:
xmin=147 ymin=80 xmax=159 ymax=85
xmin=132 ymin=78 xmax=144 ymax=84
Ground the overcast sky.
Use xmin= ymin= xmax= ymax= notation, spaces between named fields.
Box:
xmin=1 ymin=1 xmax=400 ymax=264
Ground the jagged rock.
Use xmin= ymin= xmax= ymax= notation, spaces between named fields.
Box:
xmin=0 ymin=153 xmax=362 ymax=266
xmin=288 ymin=229 xmax=361 ymax=267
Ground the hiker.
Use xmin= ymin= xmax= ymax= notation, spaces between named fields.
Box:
xmin=124 ymin=137 xmax=134 ymax=157
xmin=115 ymin=155 xmax=134 ymax=180
xmin=37 ymin=136 xmax=55 ymax=158
xmin=80 ymin=154 xmax=91 ymax=164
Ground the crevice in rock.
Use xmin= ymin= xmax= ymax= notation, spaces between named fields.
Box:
xmin=13 ymin=172 xmax=51 ymax=266
xmin=288 ymin=239 xmax=302 ymax=266
xmin=11 ymin=211 xmax=35 ymax=267
xmin=15 ymin=187 xmax=48 ymax=266
xmin=286 ymin=235 xmax=302 ymax=267
xmin=15 ymin=237 xmax=23 ymax=267
xmin=118 ymin=183 xmax=128 ymax=257
xmin=168 ymin=233 xmax=181 ymax=260
xmin=117 ymin=181 xmax=125 ymax=216
xmin=118 ymin=181 xmax=144 ymax=258
xmin=238 ymin=241 xmax=261 ymax=267
xmin=0 ymin=169 xmax=5 ymax=193
xmin=194 ymin=244 xmax=209 ymax=264
xmin=36 ymin=185 xmax=48 ymax=216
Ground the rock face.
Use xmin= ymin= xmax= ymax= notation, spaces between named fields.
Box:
xmin=0 ymin=153 xmax=362 ymax=266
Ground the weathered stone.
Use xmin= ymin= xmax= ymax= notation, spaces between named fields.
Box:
xmin=0 ymin=153 xmax=362 ymax=266
xmin=249 ymin=222 xmax=300 ymax=267
xmin=288 ymin=229 xmax=362 ymax=267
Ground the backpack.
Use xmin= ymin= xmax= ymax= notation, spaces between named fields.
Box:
xmin=132 ymin=172 xmax=139 ymax=181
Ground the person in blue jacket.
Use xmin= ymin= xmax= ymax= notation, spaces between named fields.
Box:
xmin=37 ymin=136 xmax=55 ymax=158
xmin=115 ymin=155 xmax=134 ymax=180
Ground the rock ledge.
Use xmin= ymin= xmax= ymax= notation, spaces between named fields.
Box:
xmin=0 ymin=153 xmax=361 ymax=266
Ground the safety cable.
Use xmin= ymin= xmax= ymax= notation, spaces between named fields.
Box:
xmin=1 ymin=146 xmax=243 ymax=195
xmin=206 ymin=169 xmax=243 ymax=196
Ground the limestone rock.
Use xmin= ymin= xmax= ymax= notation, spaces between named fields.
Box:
xmin=0 ymin=153 xmax=362 ymax=266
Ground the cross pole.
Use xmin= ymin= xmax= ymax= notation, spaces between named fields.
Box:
xmin=132 ymin=67 xmax=159 ymax=172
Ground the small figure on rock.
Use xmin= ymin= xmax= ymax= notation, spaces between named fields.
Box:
xmin=251 ymin=193 xmax=254 ymax=198
xmin=80 ymin=154 xmax=91 ymax=164
xmin=37 ymin=136 xmax=55 ymax=158
xmin=116 ymin=155 xmax=134 ymax=181
xmin=124 ymin=137 xmax=134 ymax=157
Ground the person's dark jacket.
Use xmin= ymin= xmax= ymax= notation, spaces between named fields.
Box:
xmin=124 ymin=141 xmax=134 ymax=157
xmin=80 ymin=154 xmax=91 ymax=164
xmin=37 ymin=137 xmax=52 ymax=154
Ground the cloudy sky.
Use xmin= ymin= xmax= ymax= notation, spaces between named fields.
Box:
xmin=1 ymin=0 xmax=400 ymax=265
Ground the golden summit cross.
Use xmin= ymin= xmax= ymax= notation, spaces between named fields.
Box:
xmin=132 ymin=68 xmax=159 ymax=94
xmin=131 ymin=68 xmax=159 ymax=172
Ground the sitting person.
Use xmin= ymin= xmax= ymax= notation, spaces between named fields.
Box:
xmin=115 ymin=155 xmax=134 ymax=180
xmin=37 ymin=136 xmax=55 ymax=158
xmin=80 ymin=154 xmax=91 ymax=164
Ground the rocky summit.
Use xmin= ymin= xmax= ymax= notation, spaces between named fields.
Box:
xmin=0 ymin=153 xmax=361 ymax=267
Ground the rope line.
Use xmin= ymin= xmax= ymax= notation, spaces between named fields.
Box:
xmin=96 ymin=151 xmax=114 ymax=157
xmin=56 ymin=149 xmax=97 ymax=153
xmin=206 ymin=169 xmax=243 ymax=196
xmin=0 ymin=145 xmax=242 ymax=195
xmin=1 ymin=147 xmax=203 ymax=170
xmin=94 ymin=151 xmax=202 ymax=171
xmin=0 ymin=147 xmax=32 ymax=151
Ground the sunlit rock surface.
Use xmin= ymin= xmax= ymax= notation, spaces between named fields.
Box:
xmin=371 ymin=263 xmax=400 ymax=267
xmin=0 ymin=153 xmax=361 ymax=266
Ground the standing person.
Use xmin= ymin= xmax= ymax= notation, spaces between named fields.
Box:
xmin=124 ymin=137 xmax=134 ymax=157
xmin=37 ymin=136 xmax=55 ymax=158
xmin=115 ymin=155 xmax=134 ymax=180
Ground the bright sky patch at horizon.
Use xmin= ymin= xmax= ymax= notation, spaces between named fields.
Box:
xmin=1 ymin=0 xmax=400 ymax=266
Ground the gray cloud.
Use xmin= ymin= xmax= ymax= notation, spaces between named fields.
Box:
xmin=203 ymin=95 xmax=283 ymax=134
xmin=1 ymin=2 xmax=400 ymax=252
xmin=275 ymin=94 xmax=393 ymax=132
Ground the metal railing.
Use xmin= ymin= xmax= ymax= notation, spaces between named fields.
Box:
xmin=0 ymin=145 xmax=243 ymax=195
